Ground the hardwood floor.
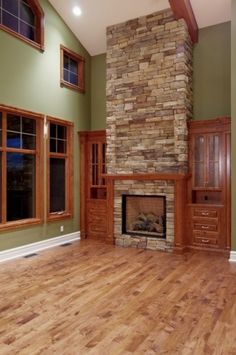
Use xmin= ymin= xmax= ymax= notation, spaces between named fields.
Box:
xmin=0 ymin=241 xmax=236 ymax=354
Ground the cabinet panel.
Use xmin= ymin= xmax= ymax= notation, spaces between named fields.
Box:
xmin=79 ymin=130 xmax=108 ymax=240
xmin=193 ymin=135 xmax=205 ymax=188
xmin=193 ymin=208 xmax=218 ymax=218
xmin=187 ymin=117 xmax=231 ymax=254
xmin=207 ymin=134 xmax=220 ymax=188
xmin=193 ymin=222 xmax=217 ymax=232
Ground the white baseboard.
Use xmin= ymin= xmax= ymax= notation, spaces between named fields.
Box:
xmin=229 ymin=251 xmax=236 ymax=262
xmin=0 ymin=231 xmax=80 ymax=263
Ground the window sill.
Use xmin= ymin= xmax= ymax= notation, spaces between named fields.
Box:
xmin=47 ymin=213 xmax=72 ymax=222
xmin=0 ymin=24 xmax=44 ymax=51
xmin=0 ymin=218 xmax=42 ymax=232
xmin=60 ymin=80 xmax=85 ymax=93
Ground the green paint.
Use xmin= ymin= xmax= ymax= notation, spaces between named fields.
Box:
xmin=193 ymin=22 xmax=231 ymax=120
xmin=91 ymin=54 xmax=106 ymax=130
xmin=231 ymin=2 xmax=236 ymax=251
xmin=0 ymin=0 xmax=91 ymax=251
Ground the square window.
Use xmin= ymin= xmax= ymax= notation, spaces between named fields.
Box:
xmin=60 ymin=45 xmax=85 ymax=92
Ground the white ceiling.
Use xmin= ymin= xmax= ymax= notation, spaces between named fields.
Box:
xmin=48 ymin=0 xmax=231 ymax=56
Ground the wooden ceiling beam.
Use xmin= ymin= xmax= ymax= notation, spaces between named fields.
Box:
xmin=169 ymin=0 xmax=198 ymax=43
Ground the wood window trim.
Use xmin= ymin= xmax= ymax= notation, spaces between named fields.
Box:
xmin=0 ymin=0 xmax=45 ymax=51
xmin=60 ymin=45 xmax=85 ymax=93
xmin=0 ymin=104 xmax=44 ymax=231
xmin=47 ymin=116 xmax=73 ymax=222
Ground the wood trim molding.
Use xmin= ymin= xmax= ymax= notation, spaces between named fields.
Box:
xmin=0 ymin=104 xmax=44 ymax=120
xmin=0 ymin=231 xmax=80 ymax=263
xmin=188 ymin=117 xmax=231 ymax=132
xmin=60 ymin=45 xmax=85 ymax=93
xmin=229 ymin=251 xmax=236 ymax=262
xmin=47 ymin=116 xmax=74 ymax=221
xmin=0 ymin=104 xmax=44 ymax=230
xmin=169 ymin=0 xmax=198 ymax=43
xmin=104 ymin=173 xmax=190 ymax=181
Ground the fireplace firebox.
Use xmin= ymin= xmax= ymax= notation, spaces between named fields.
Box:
xmin=122 ymin=195 xmax=166 ymax=239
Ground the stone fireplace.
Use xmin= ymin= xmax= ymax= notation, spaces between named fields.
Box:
xmin=122 ymin=195 xmax=166 ymax=238
xmin=106 ymin=9 xmax=193 ymax=251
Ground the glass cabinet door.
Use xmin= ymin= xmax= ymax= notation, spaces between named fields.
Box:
xmin=193 ymin=135 xmax=205 ymax=188
xmin=89 ymin=141 xmax=107 ymax=200
xmin=207 ymin=134 xmax=220 ymax=188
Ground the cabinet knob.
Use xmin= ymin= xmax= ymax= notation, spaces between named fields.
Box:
xmin=202 ymin=239 xmax=209 ymax=243
xmin=201 ymin=212 xmax=209 ymax=216
xmin=201 ymin=225 xmax=210 ymax=230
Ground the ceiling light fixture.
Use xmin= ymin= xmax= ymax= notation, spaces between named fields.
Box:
xmin=73 ymin=6 xmax=82 ymax=16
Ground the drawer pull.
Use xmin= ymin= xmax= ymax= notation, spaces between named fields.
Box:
xmin=201 ymin=225 xmax=210 ymax=230
xmin=202 ymin=239 xmax=209 ymax=243
xmin=201 ymin=212 xmax=209 ymax=216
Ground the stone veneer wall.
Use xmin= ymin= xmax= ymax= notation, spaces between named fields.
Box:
xmin=106 ymin=9 xmax=193 ymax=174
xmin=106 ymin=9 xmax=193 ymax=250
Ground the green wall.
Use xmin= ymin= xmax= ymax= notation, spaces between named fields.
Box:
xmin=193 ymin=22 xmax=231 ymax=119
xmin=91 ymin=54 xmax=106 ymax=130
xmin=0 ymin=0 xmax=91 ymax=251
xmin=231 ymin=2 xmax=236 ymax=251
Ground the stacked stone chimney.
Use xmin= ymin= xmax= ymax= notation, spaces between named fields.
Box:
xmin=106 ymin=9 xmax=193 ymax=250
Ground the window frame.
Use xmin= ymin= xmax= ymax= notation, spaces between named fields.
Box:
xmin=60 ymin=45 xmax=85 ymax=93
xmin=47 ymin=116 xmax=73 ymax=222
xmin=0 ymin=104 xmax=44 ymax=231
xmin=0 ymin=0 xmax=45 ymax=51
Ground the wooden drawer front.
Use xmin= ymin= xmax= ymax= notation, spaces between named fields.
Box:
xmin=88 ymin=219 xmax=107 ymax=233
xmin=193 ymin=222 xmax=217 ymax=232
xmin=87 ymin=202 xmax=107 ymax=214
xmin=88 ymin=209 xmax=107 ymax=234
xmin=193 ymin=235 xmax=218 ymax=246
xmin=88 ymin=223 xmax=107 ymax=234
xmin=193 ymin=208 xmax=218 ymax=218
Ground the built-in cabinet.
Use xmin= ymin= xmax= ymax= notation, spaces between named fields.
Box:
xmin=79 ymin=131 xmax=107 ymax=240
xmin=187 ymin=117 xmax=231 ymax=254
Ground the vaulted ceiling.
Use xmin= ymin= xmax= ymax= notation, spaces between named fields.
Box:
xmin=48 ymin=0 xmax=231 ymax=56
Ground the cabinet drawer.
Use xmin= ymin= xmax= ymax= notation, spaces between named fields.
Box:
xmin=88 ymin=222 xmax=107 ymax=233
xmin=87 ymin=203 xmax=107 ymax=214
xmin=193 ymin=222 xmax=217 ymax=232
xmin=193 ymin=208 xmax=218 ymax=218
xmin=193 ymin=235 xmax=218 ymax=246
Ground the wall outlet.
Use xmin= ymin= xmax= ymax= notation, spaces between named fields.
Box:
xmin=60 ymin=225 xmax=64 ymax=233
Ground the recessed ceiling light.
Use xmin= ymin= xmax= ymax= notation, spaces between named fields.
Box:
xmin=73 ymin=6 xmax=82 ymax=16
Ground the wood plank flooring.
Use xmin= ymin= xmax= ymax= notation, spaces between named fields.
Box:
xmin=0 ymin=240 xmax=236 ymax=354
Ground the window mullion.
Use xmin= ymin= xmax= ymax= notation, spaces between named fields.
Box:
xmin=2 ymin=113 xmax=7 ymax=223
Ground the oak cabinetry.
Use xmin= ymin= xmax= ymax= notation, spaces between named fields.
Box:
xmin=187 ymin=118 xmax=231 ymax=254
xmin=78 ymin=131 xmax=107 ymax=240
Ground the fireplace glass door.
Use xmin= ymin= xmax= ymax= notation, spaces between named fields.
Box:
xmin=122 ymin=195 xmax=166 ymax=238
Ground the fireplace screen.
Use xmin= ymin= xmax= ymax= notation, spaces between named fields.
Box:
xmin=122 ymin=195 xmax=166 ymax=238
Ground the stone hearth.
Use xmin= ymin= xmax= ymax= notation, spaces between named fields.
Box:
xmin=106 ymin=9 xmax=193 ymax=251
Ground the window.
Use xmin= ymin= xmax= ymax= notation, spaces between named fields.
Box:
xmin=48 ymin=117 xmax=73 ymax=220
xmin=0 ymin=105 xmax=43 ymax=230
xmin=0 ymin=0 xmax=44 ymax=50
xmin=60 ymin=45 xmax=85 ymax=92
